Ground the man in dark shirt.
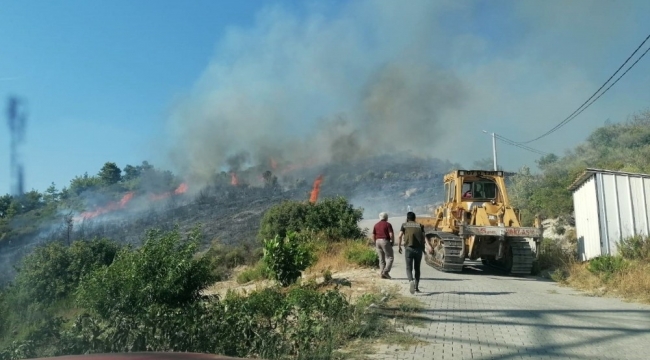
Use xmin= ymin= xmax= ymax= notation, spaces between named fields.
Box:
xmin=373 ymin=212 xmax=394 ymax=279
xmin=398 ymin=211 xmax=427 ymax=294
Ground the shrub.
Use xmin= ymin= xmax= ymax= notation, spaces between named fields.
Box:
xmin=236 ymin=260 xmax=272 ymax=284
xmin=304 ymin=197 xmax=365 ymax=240
xmin=0 ymin=291 xmax=7 ymax=338
xmin=203 ymin=242 xmax=260 ymax=281
xmin=258 ymin=200 xmax=310 ymax=240
xmin=258 ymin=196 xmax=364 ymax=241
xmin=344 ymin=241 xmax=379 ymax=268
xmin=618 ymin=235 xmax=650 ymax=260
xmin=0 ymin=340 xmax=37 ymax=360
xmin=76 ymin=226 xmax=215 ymax=319
xmin=12 ymin=238 xmax=121 ymax=306
xmin=588 ymin=255 xmax=627 ymax=280
xmin=535 ymin=238 xmax=575 ymax=273
xmin=262 ymin=232 xmax=316 ymax=286
xmin=47 ymin=284 xmax=385 ymax=359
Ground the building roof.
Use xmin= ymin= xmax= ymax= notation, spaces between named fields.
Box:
xmin=568 ymin=168 xmax=650 ymax=192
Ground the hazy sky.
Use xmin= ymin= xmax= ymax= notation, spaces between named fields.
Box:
xmin=1 ymin=0 xmax=649 ymax=194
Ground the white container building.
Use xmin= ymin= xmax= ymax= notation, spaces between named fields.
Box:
xmin=568 ymin=168 xmax=650 ymax=261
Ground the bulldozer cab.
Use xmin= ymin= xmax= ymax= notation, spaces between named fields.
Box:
xmin=444 ymin=170 xmax=508 ymax=208
xmin=433 ymin=170 xmax=517 ymax=231
xmin=461 ymin=180 xmax=497 ymax=200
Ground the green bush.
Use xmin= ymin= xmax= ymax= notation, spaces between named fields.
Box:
xmin=0 ymin=291 xmax=7 ymax=338
xmin=263 ymin=232 xmax=316 ymax=286
xmin=304 ymin=197 xmax=365 ymax=240
xmin=12 ymin=238 xmax=121 ymax=307
xmin=258 ymin=196 xmax=364 ymax=241
xmin=52 ymin=284 xmax=384 ymax=359
xmin=258 ymin=200 xmax=310 ymax=240
xmin=588 ymin=255 xmax=627 ymax=280
xmin=236 ymin=260 xmax=272 ymax=284
xmin=618 ymin=235 xmax=650 ymax=260
xmin=344 ymin=241 xmax=379 ymax=268
xmin=0 ymin=340 xmax=37 ymax=360
xmin=76 ymin=226 xmax=215 ymax=319
xmin=203 ymin=242 xmax=260 ymax=281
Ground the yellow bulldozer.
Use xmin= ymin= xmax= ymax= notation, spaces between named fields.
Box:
xmin=418 ymin=169 xmax=543 ymax=275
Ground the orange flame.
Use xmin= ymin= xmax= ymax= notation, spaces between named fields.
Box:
xmin=174 ymin=183 xmax=188 ymax=194
xmin=231 ymin=172 xmax=239 ymax=186
xmin=149 ymin=183 xmax=189 ymax=201
xmin=75 ymin=192 xmax=135 ymax=221
xmin=74 ymin=182 xmax=189 ymax=222
xmin=309 ymin=174 xmax=323 ymax=203
xmin=270 ymin=158 xmax=277 ymax=170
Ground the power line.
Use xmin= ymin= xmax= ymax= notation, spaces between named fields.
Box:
xmin=516 ymin=33 xmax=650 ymax=144
xmin=495 ymin=134 xmax=549 ymax=156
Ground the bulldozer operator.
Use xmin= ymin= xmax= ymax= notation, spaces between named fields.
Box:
xmin=462 ymin=182 xmax=487 ymax=199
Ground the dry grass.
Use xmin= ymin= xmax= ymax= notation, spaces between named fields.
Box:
xmin=560 ymin=260 xmax=650 ymax=304
xmin=305 ymin=240 xmax=354 ymax=275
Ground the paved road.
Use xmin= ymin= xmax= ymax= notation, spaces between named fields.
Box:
xmin=360 ymin=218 xmax=650 ymax=360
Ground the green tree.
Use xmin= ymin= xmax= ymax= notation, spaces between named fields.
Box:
xmin=508 ymin=166 xmax=538 ymax=225
xmin=535 ymin=153 xmax=559 ymax=170
xmin=76 ymin=227 xmax=215 ymax=319
xmin=98 ymin=162 xmax=122 ymax=185
xmin=17 ymin=190 xmax=44 ymax=213
xmin=43 ymin=183 xmax=59 ymax=205
xmin=0 ymin=195 xmax=12 ymax=218
xmin=122 ymin=164 xmax=140 ymax=181
xmin=69 ymin=173 xmax=102 ymax=195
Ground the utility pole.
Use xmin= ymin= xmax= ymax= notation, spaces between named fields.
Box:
xmin=482 ymin=130 xmax=498 ymax=171
xmin=7 ymin=96 xmax=27 ymax=196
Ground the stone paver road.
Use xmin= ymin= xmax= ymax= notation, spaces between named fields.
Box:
xmin=360 ymin=218 xmax=650 ymax=360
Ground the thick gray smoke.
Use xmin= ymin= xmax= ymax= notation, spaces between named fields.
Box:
xmin=165 ymin=0 xmax=650 ymax=184
xmin=166 ymin=1 xmax=467 ymax=184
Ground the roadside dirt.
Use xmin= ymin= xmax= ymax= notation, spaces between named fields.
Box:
xmin=203 ymin=263 xmax=399 ymax=302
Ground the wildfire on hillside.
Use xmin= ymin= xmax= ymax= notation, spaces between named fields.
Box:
xmin=74 ymin=192 xmax=135 ymax=222
xmin=73 ymin=183 xmax=189 ymax=222
xmin=231 ymin=172 xmax=239 ymax=186
xmin=149 ymin=183 xmax=189 ymax=201
xmin=309 ymin=174 xmax=324 ymax=204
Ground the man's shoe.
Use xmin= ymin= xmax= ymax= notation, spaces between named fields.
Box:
xmin=409 ymin=280 xmax=415 ymax=294
xmin=380 ymin=273 xmax=388 ymax=279
xmin=383 ymin=273 xmax=392 ymax=279
xmin=415 ymin=288 xmax=421 ymax=293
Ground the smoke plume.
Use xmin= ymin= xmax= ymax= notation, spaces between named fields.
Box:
xmin=166 ymin=0 xmax=650 ymax=182
xmin=166 ymin=1 xmax=467 ymax=184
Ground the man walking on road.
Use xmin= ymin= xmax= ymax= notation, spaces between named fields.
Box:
xmin=373 ymin=212 xmax=394 ymax=279
xmin=398 ymin=211 xmax=427 ymax=294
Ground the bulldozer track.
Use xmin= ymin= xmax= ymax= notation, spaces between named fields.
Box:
xmin=425 ymin=232 xmax=465 ymax=272
xmin=484 ymin=237 xmax=535 ymax=275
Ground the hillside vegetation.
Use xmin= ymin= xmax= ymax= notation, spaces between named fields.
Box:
xmin=0 ymin=197 xmax=423 ymax=360
xmin=0 ymin=153 xmax=458 ymax=285
xmin=509 ymin=109 xmax=650 ymax=225
xmin=510 ymin=109 xmax=650 ymax=303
